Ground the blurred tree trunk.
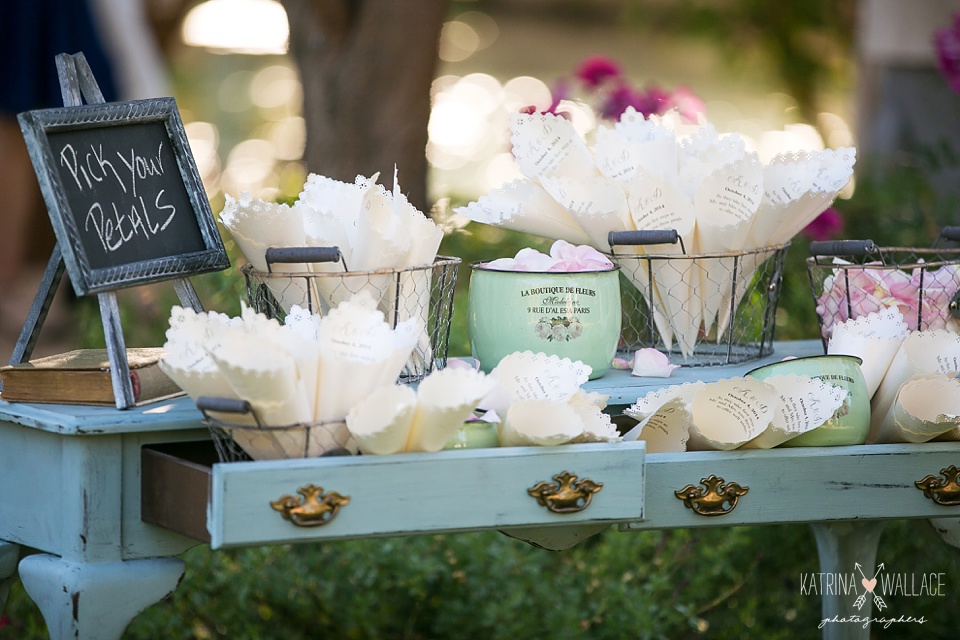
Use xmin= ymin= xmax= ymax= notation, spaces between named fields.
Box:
xmin=281 ymin=0 xmax=447 ymax=212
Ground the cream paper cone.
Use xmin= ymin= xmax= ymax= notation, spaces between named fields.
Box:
xmin=624 ymin=171 xmax=699 ymax=355
xmin=756 ymin=148 xmax=856 ymax=246
xmin=740 ymin=374 xmax=847 ymax=449
xmin=567 ymin=400 xmax=621 ymax=443
xmin=454 ymin=179 xmax=593 ymax=246
xmin=346 ymin=385 xmax=418 ymax=455
xmin=623 ymin=381 xmax=706 ymax=424
xmin=210 ymin=349 xmax=312 ymax=429
xmin=614 ymin=255 xmax=675 ymax=351
xmin=593 ymin=108 xmax=680 ymax=184
xmin=482 ymin=351 xmax=592 ymax=415
xmin=220 ymin=194 xmax=315 ymax=313
xmin=539 ymin=175 xmax=632 ymax=252
xmin=693 ymin=157 xmax=763 ymax=338
xmin=510 ymin=112 xmax=597 ymax=181
xmin=312 ymin=291 xmax=420 ymax=418
xmin=827 ymin=308 xmax=909 ymax=397
xmin=745 ymin=148 xmax=856 ymax=247
xmin=687 ymin=377 xmax=778 ymax=451
xmin=873 ymin=373 xmax=960 ymax=444
xmin=404 ymin=368 xmax=496 ymax=453
xmin=500 ymin=399 xmax=583 ymax=447
xmin=626 ymin=397 xmax=691 ymax=453
xmin=650 ymin=253 xmax=700 ymax=359
xmin=869 ymin=330 xmax=960 ymax=442
xmin=296 ymin=172 xmax=363 ymax=249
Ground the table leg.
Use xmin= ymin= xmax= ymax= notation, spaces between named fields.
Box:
xmin=0 ymin=541 xmax=20 ymax=614
xmin=18 ymin=554 xmax=184 ymax=640
xmin=809 ymin=521 xmax=886 ymax=640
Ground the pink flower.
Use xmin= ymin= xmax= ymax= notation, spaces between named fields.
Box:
xmin=575 ymin=54 xmax=622 ymax=88
xmin=802 ymin=207 xmax=844 ymax=241
xmin=816 ymin=262 xmax=960 ymax=337
xmin=548 ymin=240 xmax=613 ymax=271
xmin=936 ymin=12 xmax=960 ymax=94
xmin=483 ymin=241 xmax=612 ymax=272
xmin=668 ymin=86 xmax=706 ymax=122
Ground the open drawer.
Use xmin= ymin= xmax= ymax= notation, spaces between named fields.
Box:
xmin=142 ymin=440 xmax=646 ymax=549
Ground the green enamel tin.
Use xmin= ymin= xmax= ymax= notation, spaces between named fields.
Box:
xmin=746 ymin=354 xmax=871 ymax=446
xmin=467 ymin=264 xmax=622 ymax=379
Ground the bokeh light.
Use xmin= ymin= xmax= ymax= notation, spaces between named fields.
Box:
xmin=182 ymin=0 xmax=289 ymax=55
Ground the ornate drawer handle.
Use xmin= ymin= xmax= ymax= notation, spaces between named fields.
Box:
xmin=270 ymin=483 xmax=350 ymax=527
xmin=675 ymin=475 xmax=749 ymax=517
xmin=528 ymin=471 xmax=603 ymax=514
xmin=915 ymin=466 xmax=960 ymax=506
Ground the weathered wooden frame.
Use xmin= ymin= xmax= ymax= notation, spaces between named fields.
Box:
xmin=17 ymin=98 xmax=229 ymax=297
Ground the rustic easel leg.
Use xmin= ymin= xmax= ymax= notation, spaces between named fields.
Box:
xmin=0 ymin=541 xmax=20 ymax=614
xmin=8 ymin=246 xmax=65 ymax=366
xmin=18 ymin=554 xmax=184 ymax=640
xmin=809 ymin=521 xmax=886 ymax=640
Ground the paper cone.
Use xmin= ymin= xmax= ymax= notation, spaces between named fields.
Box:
xmin=625 ymin=397 xmax=691 ymax=453
xmin=827 ymin=308 xmax=908 ymax=397
xmin=869 ymin=330 xmax=960 ymax=441
xmin=567 ymin=400 xmax=621 ymax=443
xmin=539 ymin=175 xmax=632 ymax=251
xmin=346 ymin=385 xmax=418 ymax=455
xmin=454 ymin=179 xmax=593 ymax=246
xmin=623 ymin=381 xmax=706 ymax=423
xmin=688 ymin=377 xmax=778 ymax=451
xmin=500 ymin=399 xmax=583 ymax=446
xmin=510 ymin=112 xmax=596 ymax=181
xmin=873 ymin=373 xmax=960 ymax=444
xmin=593 ymin=108 xmax=680 ymax=183
xmin=482 ymin=351 xmax=592 ymax=415
xmin=404 ymin=368 xmax=496 ymax=452
xmin=740 ymin=374 xmax=846 ymax=449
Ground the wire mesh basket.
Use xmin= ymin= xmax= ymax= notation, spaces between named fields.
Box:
xmin=609 ymin=231 xmax=789 ymax=367
xmin=806 ymin=234 xmax=960 ymax=348
xmin=197 ymin=396 xmax=357 ymax=463
xmin=241 ymin=248 xmax=460 ymax=383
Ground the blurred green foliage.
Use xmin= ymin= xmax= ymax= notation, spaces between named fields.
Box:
xmin=3 ymin=520 xmax=958 ymax=639
xmin=624 ymin=0 xmax=855 ymax=122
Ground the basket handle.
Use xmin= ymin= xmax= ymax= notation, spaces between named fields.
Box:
xmin=936 ymin=227 xmax=960 ymax=246
xmin=608 ymin=230 xmax=685 ymax=254
xmin=196 ymin=396 xmax=264 ymax=427
xmin=808 ymin=240 xmax=877 ymax=257
xmin=264 ymin=247 xmax=346 ymax=273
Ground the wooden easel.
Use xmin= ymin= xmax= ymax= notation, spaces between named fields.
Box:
xmin=10 ymin=52 xmax=204 ymax=409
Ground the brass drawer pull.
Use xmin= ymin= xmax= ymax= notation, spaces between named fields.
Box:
xmin=675 ymin=475 xmax=749 ymax=517
xmin=270 ymin=483 xmax=350 ymax=527
xmin=915 ymin=466 xmax=960 ymax=506
xmin=528 ymin=471 xmax=603 ymax=514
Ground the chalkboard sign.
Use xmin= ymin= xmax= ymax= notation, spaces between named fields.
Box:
xmin=17 ymin=97 xmax=229 ymax=296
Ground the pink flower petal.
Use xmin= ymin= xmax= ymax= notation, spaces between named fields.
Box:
xmin=630 ymin=348 xmax=680 ymax=378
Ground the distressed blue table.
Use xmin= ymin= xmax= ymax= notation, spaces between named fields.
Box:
xmin=1 ymin=340 xmax=958 ymax=640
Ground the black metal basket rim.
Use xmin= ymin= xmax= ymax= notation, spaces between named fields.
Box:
xmin=202 ymin=416 xmax=347 ymax=432
xmin=806 ymin=248 xmax=960 ymax=271
xmin=240 ymin=255 xmax=461 ymax=278
xmin=606 ymin=241 xmax=790 ymax=261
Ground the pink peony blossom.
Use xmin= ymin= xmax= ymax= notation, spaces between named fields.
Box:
xmin=481 ymin=241 xmax=612 ymax=272
xmin=575 ymin=54 xmax=622 ymax=88
xmin=668 ymin=86 xmax=706 ymax=122
xmin=936 ymin=12 xmax=960 ymax=94
xmin=802 ymin=207 xmax=844 ymax=241
xmin=816 ymin=261 xmax=960 ymax=337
